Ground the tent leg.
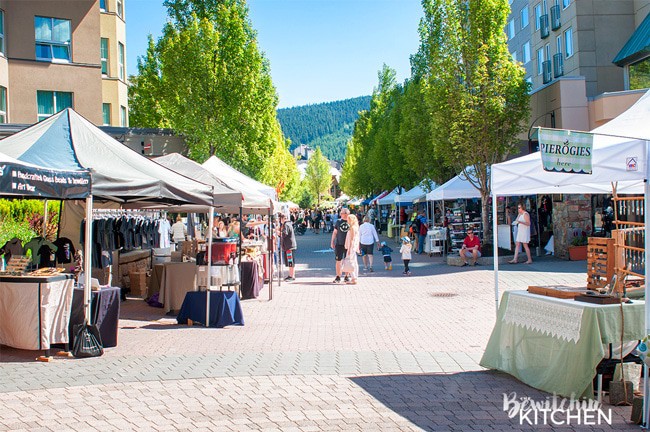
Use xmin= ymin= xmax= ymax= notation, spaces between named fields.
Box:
xmin=268 ymin=207 xmax=272 ymax=301
xmin=43 ymin=200 xmax=48 ymax=237
xmin=643 ymin=164 xmax=650 ymax=428
xmin=83 ymin=196 xmax=93 ymax=324
xmin=206 ymin=208 xmax=214 ymax=327
xmin=492 ymin=194 xmax=499 ymax=316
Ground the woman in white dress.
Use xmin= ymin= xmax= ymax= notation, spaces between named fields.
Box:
xmin=509 ymin=203 xmax=533 ymax=264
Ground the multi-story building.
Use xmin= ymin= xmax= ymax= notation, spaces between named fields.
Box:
xmin=0 ymin=0 xmax=128 ymax=126
xmin=507 ymin=0 xmax=650 ymax=137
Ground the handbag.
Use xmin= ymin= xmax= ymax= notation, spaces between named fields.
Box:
xmin=341 ymin=256 xmax=355 ymax=273
xmin=72 ymin=322 xmax=104 ymax=358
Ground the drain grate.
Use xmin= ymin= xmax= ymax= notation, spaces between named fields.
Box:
xmin=430 ymin=292 xmax=458 ymax=298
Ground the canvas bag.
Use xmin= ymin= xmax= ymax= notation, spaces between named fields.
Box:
xmin=341 ymin=256 xmax=355 ymax=273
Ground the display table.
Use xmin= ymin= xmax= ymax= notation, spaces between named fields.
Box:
xmin=240 ymin=260 xmax=262 ymax=300
xmin=176 ymin=291 xmax=244 ymax=328
xmin=158 ymin=262 xmax=197 ymax=313
xmin=0 ymin=274 xmax=74 ymax=350
xmin=424 ymin=228 xmax=446 ymax=255
xmin=480 ymin=290 xmax=644 ymax=398
xmin=69 ymin=286 xmax=120 ymax=348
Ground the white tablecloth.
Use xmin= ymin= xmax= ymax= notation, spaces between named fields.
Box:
xmin=0 ymin=277 xmax=74 ymax=350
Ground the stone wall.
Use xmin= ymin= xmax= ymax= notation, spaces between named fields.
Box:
xmin=552 ymin=194 xmax=592 ymax=259
xmin=116 ymin=249 xmax=151 ymax=288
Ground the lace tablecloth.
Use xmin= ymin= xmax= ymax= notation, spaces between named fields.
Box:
xmin=503 ymin=292 xmax=584 ymax=343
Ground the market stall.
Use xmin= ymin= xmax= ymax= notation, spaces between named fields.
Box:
xmin=0 ymin=109 xmax=215 ymax=343
xmin=486 ymin=90 xmax=650 ymax=407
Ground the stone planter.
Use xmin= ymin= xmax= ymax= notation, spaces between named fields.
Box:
xmin=568 ymin=245 xmax=587 ymax=261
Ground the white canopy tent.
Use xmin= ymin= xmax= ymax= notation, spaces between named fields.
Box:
xmin=490 ymin=90 xmax=650 ymax=415
xmin=203 ymin=156 xmax=278 ymax=202
xmin=395 ymin=184 xmax=431 ymax=204
xmin=377 ymin=188 xmax=399 ymax=206
xmin=426 ymin=171 xmax=483 ymax=201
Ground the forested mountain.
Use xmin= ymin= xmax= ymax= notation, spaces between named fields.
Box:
xmin=277 ymin=96 xmax=371 ymax=162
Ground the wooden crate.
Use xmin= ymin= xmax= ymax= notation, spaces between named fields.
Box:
xmin=587 ymin=237 xmax=614 ymax=289
xmin=527 ymin=285 xmax=586 ymax=299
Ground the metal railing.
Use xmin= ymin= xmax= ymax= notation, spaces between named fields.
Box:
xmin=553 ymin=53 xmax=564 ymax=78
xmin=550 ymin=5 xmax=561 ymax=30
xmin=540 ymin=14 xmax=550 ymax=38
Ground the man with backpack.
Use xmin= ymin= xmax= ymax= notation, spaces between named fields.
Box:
xmin=417 ymin=211 xmax=429 ymax=255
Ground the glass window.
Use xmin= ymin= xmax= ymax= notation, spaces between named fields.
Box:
xmin=37 ymin=90 xmax=72 ymax=121
xmin=522 ymin=42 xmax=531 ymax=64
xmin=564 ymin=27 xmax=573 ymax=57
xmin=35 ymin=16 xmax=71 ymax=62
xmin=117 ymin=0 xmax=124 ymax=18
xmin=537 ymin=48 xmax=544 ymax=75
xmin=521 ymin=6 xmax=529 ymax=29
xmin=629 ymin=57 xmax=650 ymax=90
xmin=512 ymin=51 xmax=518 ymax=62
xmin=562 ymin=0 xmax=570 ymax=8
xmin=120 ymin=105 xmax=127 ymax=127
xmin=534 ymin=4 xmax=542 ymax=31
xmin=556 ymin=35 xmax=562 ymax=56
xmin=0 ymin=86 xmax=6 ymax=123
xmin=100 ymin=0 xmax=107 ymax=11
xmin=100 ymin=38 xmax=109 ymax=75
xmin=102 ymin=103 xmax=111 ymax=125
xmin=0 ymin=9 xmax=5 ymax=55
xmin=118 ymin=42 xmax=125 ymax=80
xmin=506 ymin=20 xmax=515 ymax=40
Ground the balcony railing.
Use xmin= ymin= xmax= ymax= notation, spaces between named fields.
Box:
xmin=553 ymin=53 xmax=564 ymax=78
xmin=540 ymin=14 xmax=550 ymax=38
xmin=550 ymin=5 xmax=561 ymax=30
xmin=543 ymin=60 xmax=552 ymax=84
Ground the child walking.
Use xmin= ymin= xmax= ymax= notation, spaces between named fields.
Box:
xmin=379 ymin=241 xmax=393 ymax=270
xmin=400 ymin=236 xmax=412 ymax=275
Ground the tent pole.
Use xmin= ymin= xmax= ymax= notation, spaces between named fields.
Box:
xmin=492 ymin=193 xmax=499 ymax=316
xmin=83 ymin=195 xmax=93 ymax=324
xmin=268 ymin=207 xmax=272 ymax=301
xmin=56 ymin=200 xmax=63 ymax=240
xmin=42 ymin=200 xmax=48 ymax=237
xmin=238 ymin=207 xmax=243 ymax=289
xmin=643 ymin=141 xmax=650 ymax=429
xmin=206 ymin=208 xmax=214 ymax=327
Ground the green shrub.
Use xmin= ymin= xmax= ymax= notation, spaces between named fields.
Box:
xmin=0 ymin=218 xmax=38 ymax=247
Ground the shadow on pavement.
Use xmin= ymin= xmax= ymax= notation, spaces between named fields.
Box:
xmin=349 ymin=371 xmax=636 ymax=431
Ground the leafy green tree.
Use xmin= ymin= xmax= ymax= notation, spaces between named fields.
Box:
xmin=259 ymin=136 xmax=301 ymax=201
xmin=304 ymin=148 xmax=332 ymax=206
xmin=418 ymin=0 xmax=530 ymax=241
xmin=129 ymin=0 xmax=291 ymax=182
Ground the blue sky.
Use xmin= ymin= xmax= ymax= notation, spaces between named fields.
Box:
xmin=125 ymin=0 xmax=423 ymax=108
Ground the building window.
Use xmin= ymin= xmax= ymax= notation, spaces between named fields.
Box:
xmin=562 ymin=0 xmax=570 ymax=8
xmin=100 ymin=0 xmax=107 ymax=11
xmin=564 ymin=27 xmax=573 ymax=57
xmin=37 ymin=90 xmax=72 ymax=121
xmin=0 ymin=9 xmax=5 ymax=56
xmin=537 ymin=47 xmax=544 ymax=75
xmin=120 ymin=105 xmax=127 ymax=126
xmin=506 ymin=20 xmax=515 ymax=40
xmin=117 ymin=0 xmax=124 ymax=18
xmin=629 ymin=57 xmax=650 ymax=90
xmin=556 ymin=35 xmax=563 ymax=56
xmin=520 ymin=6 xmax=529 ymax=30
xmin=118 ymin=42 xmax=125 ymax=81
xmin=512 ymin=51 xmax=518 ymax=62
xmin=100 ymin=38 xmax=109 ymax=75
xmin=102 ymin=103 xmax=111 ymax=125
xmin=0 ymin=86 xmax=6 ymax=123
xmin=522 ymin=42 xmax=531 ymax=64
xmin=35 ymin=16 xmax=71 ymax=62
xmin=534 ymin=4 xmax=542 ymax=31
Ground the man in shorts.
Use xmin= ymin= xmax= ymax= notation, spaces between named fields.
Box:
xmin=280 ymin=214 xmax=297 ymax=281
xmin=330 ymin=207 xmax=350 ymax=283
xmin=359 ymin=215 xmax=380 ymax=272
xmin=460 ymin=227 xmax=481 ymax=266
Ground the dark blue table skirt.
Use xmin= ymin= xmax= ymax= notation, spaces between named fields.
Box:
xmin=69 ymin=286 xmax=121 ymax=348
xmin=176 ymin=291 xmax=244 ymax=328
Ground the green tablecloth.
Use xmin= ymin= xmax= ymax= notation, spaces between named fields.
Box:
xmin=480 ymin=290 xmax=644 ymax=399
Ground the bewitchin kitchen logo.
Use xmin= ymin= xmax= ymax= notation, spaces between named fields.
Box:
xmin=503 ymin=392 xmax=612 ymax=426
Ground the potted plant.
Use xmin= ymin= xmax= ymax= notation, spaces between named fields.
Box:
xmin=568 ymin=230 xmax=588 ymax=261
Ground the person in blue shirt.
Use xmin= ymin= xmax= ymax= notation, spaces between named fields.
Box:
xmin=379 ymin=241 xmax=393 ymax=270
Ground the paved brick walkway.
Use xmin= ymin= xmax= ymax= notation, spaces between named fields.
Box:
xmin=0 ymin=231 xmax=639 ymax=430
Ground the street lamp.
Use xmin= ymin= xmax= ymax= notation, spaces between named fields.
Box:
xmin=527 ymin=111 xmax=556 ymax=153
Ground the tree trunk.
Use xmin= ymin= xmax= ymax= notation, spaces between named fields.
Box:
xmin=481 ymin=190 xmax=491 ymax=245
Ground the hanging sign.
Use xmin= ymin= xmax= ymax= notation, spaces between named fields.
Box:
xmin=0 ymin=163 xmax=91 ymax=199
xmin=539 ymin=128 xmax=593 ymax=174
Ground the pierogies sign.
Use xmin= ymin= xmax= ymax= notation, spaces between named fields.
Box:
xmin=539 ymin=128 xmax=593 ymax=174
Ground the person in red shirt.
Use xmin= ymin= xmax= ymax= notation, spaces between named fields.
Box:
xmin=460 ymin=227 xmax=481 ymax=266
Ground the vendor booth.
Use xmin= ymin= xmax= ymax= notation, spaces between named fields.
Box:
xmin=0 ymin=109 xmax=217 ymax=354
xmin=0 ymin=153 xmax=91 ymax=353
xmin=483 ymin=90 xmax=650 ymax=409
